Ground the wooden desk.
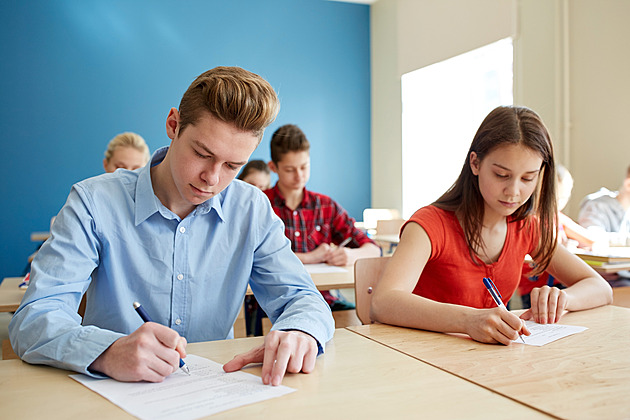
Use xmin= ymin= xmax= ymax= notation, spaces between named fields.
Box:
xmin=348 ymin=305 xmax=630 ymax=419
xmin=0 ymin=329 xmax=550 ymax=419
xmin=0 ymin=277 xmax=25 ymax=313
xmin=30 ymin=231 xmax=50 ymax=242
xmin=246 ymin=264 xmax=355 ymax=295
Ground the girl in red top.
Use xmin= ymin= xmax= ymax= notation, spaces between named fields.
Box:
xmin=371 ymin=106 xmax=612 ymax=345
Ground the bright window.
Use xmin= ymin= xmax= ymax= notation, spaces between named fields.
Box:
xmin=401 ymin=38 xmax=513 ymax=218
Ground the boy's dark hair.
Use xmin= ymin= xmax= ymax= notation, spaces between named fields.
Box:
xmin=270 ymin=124 xmax=310 ymax=164
xmin=178 ymin=66 xmax=279 ymax=141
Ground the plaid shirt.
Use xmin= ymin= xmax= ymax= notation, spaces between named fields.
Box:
xmin=264 ymin=185 xmax=375 ymax=253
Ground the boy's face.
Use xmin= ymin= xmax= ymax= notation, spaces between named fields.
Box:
xmin=165 ymin=108 xmax=259 ymax=208
xmin=270 ymin=150 xmax=311 ymax=193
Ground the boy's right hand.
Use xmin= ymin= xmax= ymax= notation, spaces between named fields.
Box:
xmin=465 ymin=307 xmax=530 ymax=345
xmin=307 ymin=243 xmax=333 ymax=263
xmin=89 ymin=322 xmax=187 ymax=382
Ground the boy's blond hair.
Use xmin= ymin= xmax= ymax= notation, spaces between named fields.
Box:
xmin=178 ymin=66 xmax=279 ymax=141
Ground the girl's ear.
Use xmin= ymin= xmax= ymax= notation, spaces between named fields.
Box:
xmin=469 ymin=151 xmax=480 ymax=176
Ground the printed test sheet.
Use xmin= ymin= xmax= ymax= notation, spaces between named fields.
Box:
xmin=70 ymin=354 xmax=295 ymax=420
xmin=514 ymin=321 xmax=588 ymax=346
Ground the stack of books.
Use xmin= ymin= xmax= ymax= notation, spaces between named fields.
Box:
xmin=575 ymin=250 xmax=630 ymax=273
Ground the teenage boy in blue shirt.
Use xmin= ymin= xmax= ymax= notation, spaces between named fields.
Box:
xmin=9 ymin=66 xmax=334 ymax=386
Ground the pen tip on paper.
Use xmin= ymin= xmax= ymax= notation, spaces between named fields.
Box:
xmin=182 ymin=365 xmax=191 ymax=375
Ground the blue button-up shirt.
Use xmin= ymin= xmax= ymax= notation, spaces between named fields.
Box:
xmin=10 ymin=147 xmax=334 ymax=376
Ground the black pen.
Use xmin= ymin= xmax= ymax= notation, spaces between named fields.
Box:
xmin=133 ymin=301 xmax=191 ymax=375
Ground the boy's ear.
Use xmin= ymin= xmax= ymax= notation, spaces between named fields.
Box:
xmin=268 ymin=160 xmax=278 ymax=174
xmin=165 ymin=108 xmax=180 ymax=140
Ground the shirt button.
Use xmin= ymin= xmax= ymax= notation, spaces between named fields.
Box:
xmin=293 ymin=211 xmax=298 ymax=216
xmin=316 ymin=225 xmax=321 ymax=231
xmin=295 ymin=231 xmax=300 ymax=237
xmin=177 ymin=274 xmax=184 ymax=280
xmin=179 ymin=226 xmax=186 ymax=233
xmin=175 ymin=319 xmax=182 ymax=325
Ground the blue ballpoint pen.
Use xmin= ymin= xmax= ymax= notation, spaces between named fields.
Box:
xmin=133 ymin=302 xmax=191 ymax=375
xmin=482 ymin=278 xmax=526 ymax=343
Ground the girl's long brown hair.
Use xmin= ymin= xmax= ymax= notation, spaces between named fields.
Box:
xmin=433 ymin=106 xmax=557 ymax=274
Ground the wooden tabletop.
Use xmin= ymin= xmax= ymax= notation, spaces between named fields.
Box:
xmin=0 ymin=329 xmax=550 ymax=419
xmin=246 ymin=264 xmax=355 ymax=295
xmin=348 ymin=305 xmax=630 ymax=419
xmin=0 ymin=277 xmax=25 ymax=313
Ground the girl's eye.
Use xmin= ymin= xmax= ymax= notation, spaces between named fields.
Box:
xmin=522 ymin=178 xmax=534 ymax=182
xmin=495 ymin=173 xmax=508 ymax=178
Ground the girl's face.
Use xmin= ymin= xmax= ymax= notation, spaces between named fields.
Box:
xmin=470 ymin=143 xmax=543 ymax=221
xmin=242 ymin=170 xmax=271 ymax=190
xmin=103 ymin=146 xmax=147 ymax=173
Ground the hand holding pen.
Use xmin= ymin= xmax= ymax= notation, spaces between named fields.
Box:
xmin=483 ymin=277 xmax=528 ymax=344
xmin=134 ymin=302 xmax=190 ymax=375
xmin=326 ymin=237 xmax=353 ymax=266
xmin=88 ymin=308 xmax=189 ymax=382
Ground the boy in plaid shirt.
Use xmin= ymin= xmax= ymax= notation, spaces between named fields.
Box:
xmin=265 ymin=124 xmax=381 ymax=308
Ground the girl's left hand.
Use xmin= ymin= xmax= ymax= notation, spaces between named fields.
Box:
xmin=520 ymin=285 xmax=568 ymax=324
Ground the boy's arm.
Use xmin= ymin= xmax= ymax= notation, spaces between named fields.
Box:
xmin=224 ymin=197 xmax=334 ymax=382
xmin=9 ymin=186 xmax=123 ymax=376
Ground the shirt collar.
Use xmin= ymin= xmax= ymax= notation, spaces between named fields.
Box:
xmin=134 ymin=146 xmax=225 ymax=225
xmin=271 ymin=184 xmax=311 ymax=208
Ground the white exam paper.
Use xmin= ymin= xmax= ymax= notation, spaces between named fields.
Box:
xmin=515 ymin=321 xmax=588 ymax=346
xmin=304 ymin=263 xmax=348 ymax=274
xmin=70 ymin=354 xmax=295 ymax=420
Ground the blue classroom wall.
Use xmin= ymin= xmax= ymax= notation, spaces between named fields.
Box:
xmin=0 ymin=0 xmax=371 ymax=280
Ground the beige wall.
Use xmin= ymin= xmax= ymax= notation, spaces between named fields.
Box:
xmin=371 ymin=0 xmax=630 ymax=219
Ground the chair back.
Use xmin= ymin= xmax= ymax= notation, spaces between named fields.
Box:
xmin=376 ymin=218 xmax=405 ymax=235
xmin=354 ymin=256 xmax=391 ymax=324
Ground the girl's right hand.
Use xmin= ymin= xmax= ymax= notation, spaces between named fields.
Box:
xmin=464 ymin=307 xmax=530 ymax=345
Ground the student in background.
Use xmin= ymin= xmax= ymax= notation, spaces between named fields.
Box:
xmin=265 ymin=124 xmax=381 ymax=309
xmin=238 ymin=159 xmax=271 ymax=190
xmin=371 ymin=106 xmax=612 ymax=345
xmin=103 ymin=132 xmax=150 ymax=172
xmin=10 ymin=66 xmax=334 ymax=386
xmin=519 ymin=164 xmax=598 ymax=309
xmin=578 ymin=165 xmax=630 ymax=246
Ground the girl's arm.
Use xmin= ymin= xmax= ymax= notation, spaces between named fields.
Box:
xmin=371 ymin=222 xmax=526 ymax=345
xmin=524 ymin=245 xmax=613 ymax=323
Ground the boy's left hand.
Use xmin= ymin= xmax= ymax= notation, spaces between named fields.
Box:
xmin=223 ymin=330 xmax=318 ymax=385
